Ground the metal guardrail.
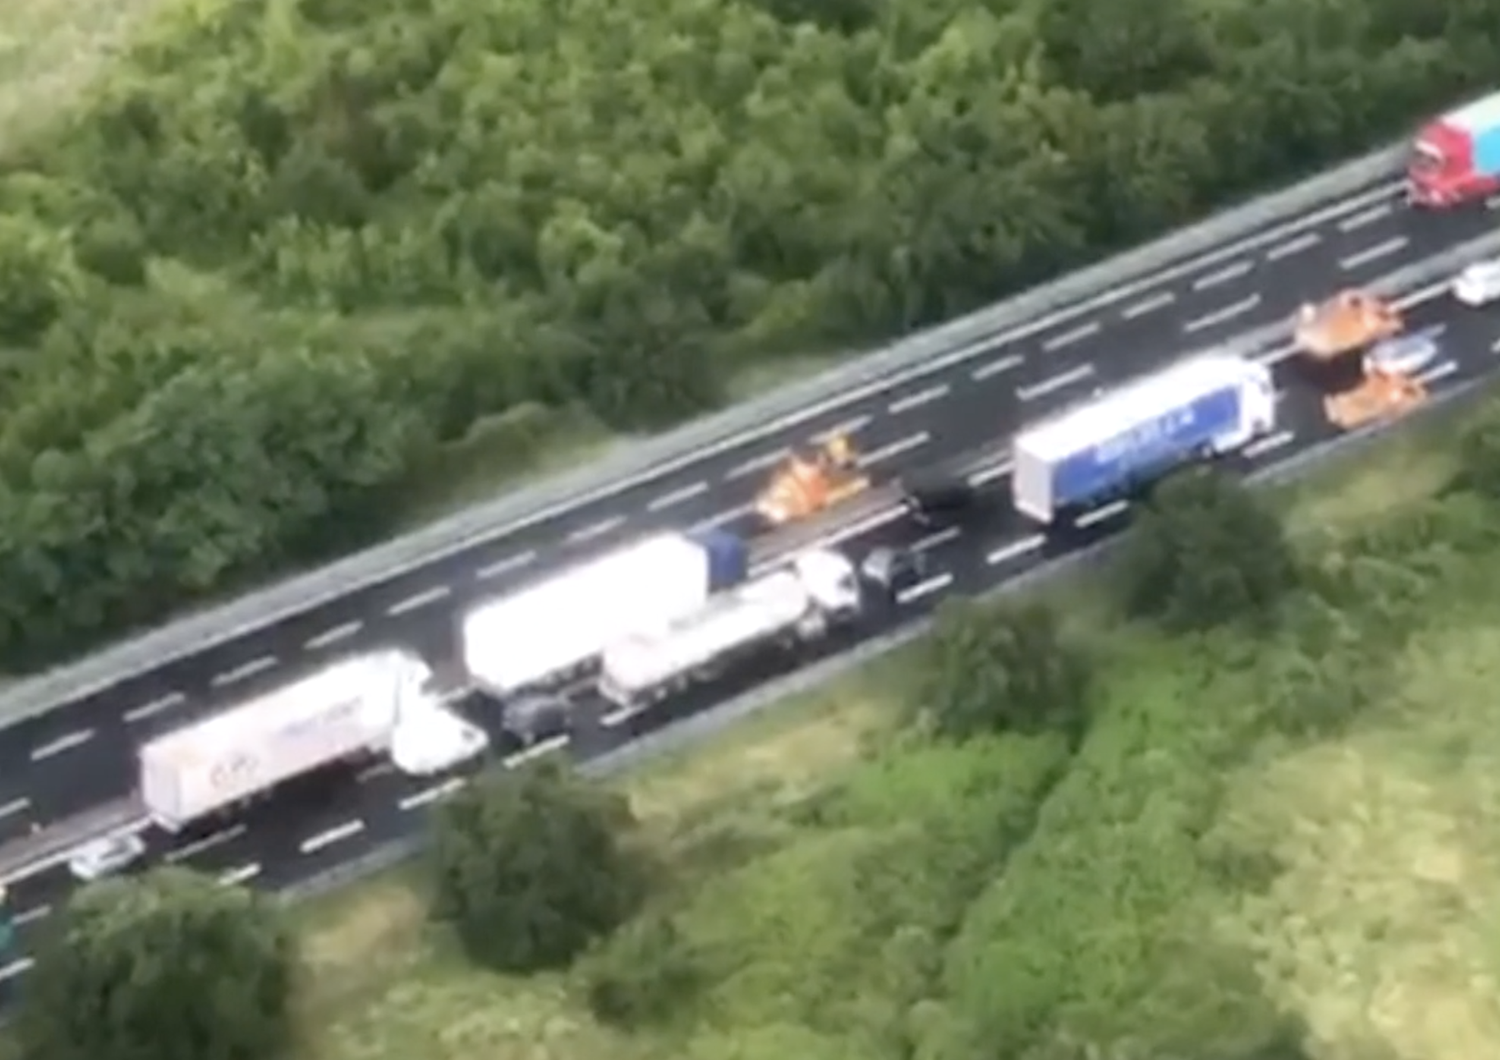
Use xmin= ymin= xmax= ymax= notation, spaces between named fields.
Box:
xmin=0 ymin=143 xmax=1409 ymax=725
xmin=275 ymin=242 xmax=1500 ymax=906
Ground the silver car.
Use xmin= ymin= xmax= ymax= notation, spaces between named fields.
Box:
xmin=1364 ymin=332 xmax=1440 ymax=379
xmin=67 ymin=833 xmax=147 ymax=882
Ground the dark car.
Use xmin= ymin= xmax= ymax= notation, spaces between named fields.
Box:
xmin=860 ymin=546 xmax=928 ymax=598
xmin=501 ymin=693 xmax=573 ymax=747
xmin=901 ymin=475 xmax=982 ymax=526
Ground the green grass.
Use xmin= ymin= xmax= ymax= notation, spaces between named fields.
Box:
xmin=1272 ymin=405 xmax=1468 ymax=542
xmin=1213 ymin=593 xmax=1500 ymax=1060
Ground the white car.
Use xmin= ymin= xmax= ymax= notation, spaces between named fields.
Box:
xmin=1453 ymin=260 xmax=1500 ymax=306
xmin=1364 ymin=332 xmax=1441 ymax=379
xmin=67 ymin=832 xmax=147 ymax=882
xmin=389 ymin=712 xmax=490 ymax=776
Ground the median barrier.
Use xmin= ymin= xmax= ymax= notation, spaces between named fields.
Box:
xmin=0 ymin=144 xmax=1407 ymax=725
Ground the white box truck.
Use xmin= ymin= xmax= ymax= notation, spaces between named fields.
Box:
xmin=1011 ymin=353 xmax=1276 ymax=523
xmin=599 ymin=549 xmax=862 ymax=710
xmin=460 ymin=530 xmax=750 ymax=696
xmin=138 ymin=650 xmax=435 ymax=831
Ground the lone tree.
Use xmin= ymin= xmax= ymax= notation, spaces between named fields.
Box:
xmin=1117 ymin=468 xmax=1297 ymax=630
xmin=429 ymin=761 xmax=648 ymax=973
xmin=19 ymin=867 xmax=297 ymax=1060
xmin=912 ymin=598 xmax=1092 ymax=741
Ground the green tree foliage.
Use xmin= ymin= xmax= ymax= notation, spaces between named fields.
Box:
xmin=0 ymin=0 xmax=1494 ymax=667
xmin=18 ymin=868 xmax=296 ymax=1060
xmin=1119 ymin=469 xmax=1297 ymax=630
xmin=911 ymin=598 xmax=1091 ymax=741
xmin=428 ymin=761 xmax=648 ymax=973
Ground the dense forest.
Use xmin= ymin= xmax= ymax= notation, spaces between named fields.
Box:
xmin=0 ymin=0 xmax=1493 ymax=668
xmin=31 ymin=394 xmax=1500 ymax=1060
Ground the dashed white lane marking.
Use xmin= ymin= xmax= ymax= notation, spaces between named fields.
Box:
xmin=386 ymin=585 xmax=451 ymax=616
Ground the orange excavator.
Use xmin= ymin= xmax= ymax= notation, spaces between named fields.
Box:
xmin=1291 ymin=290 xmax=1427 ymax=430
xmin=1324 ymin=331 xmax=1435 ymax=430
xmin=755 ymin=433 xmax=870 ymax=526
xmin=1293 ymin=289 xmax=1403 ymax=359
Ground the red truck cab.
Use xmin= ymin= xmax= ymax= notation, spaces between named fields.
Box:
xmin=1408 ymin=91 xmax=1500 ymax=208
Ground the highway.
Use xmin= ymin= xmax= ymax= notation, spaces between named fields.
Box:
xmin=0 ymin=174 xmax=1489 ymax=849
xmin=3 ymin=223 xmax=1500 ymax=986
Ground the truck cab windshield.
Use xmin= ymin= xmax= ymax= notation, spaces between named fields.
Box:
xmin=1411 ymin=142 xmax=1445 ymax=174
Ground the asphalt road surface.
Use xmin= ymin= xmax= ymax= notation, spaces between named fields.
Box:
xmin=3 ymin=257 xmax=1500 ymax=987
xmin=0 ymin=177 xmax=1491 ymax=847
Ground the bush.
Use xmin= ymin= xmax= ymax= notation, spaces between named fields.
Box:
xmin=583 ymin=913 xmax=703 ymax=1028
xmin=428 ymin=762 xmax=649 ymax=973
xmin=911 ymin=598 xmax=1092 ymax=741
xmin=1118 ymin=469 xmax=1297 ymax=630
xmin=18 ymin=868 xmax=297 ymax=1060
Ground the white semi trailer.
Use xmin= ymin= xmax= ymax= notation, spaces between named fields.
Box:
xmin=461 ymin=530 xmax=750 ymax=697
xmin=138 ymin=650 xmax=442 ymax=832
xmin=599 ymin=549 xmax=863 ymax=710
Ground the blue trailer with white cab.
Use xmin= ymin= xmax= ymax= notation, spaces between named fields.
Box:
xmin=1011 ymin=353 xmax=1277 ymax=524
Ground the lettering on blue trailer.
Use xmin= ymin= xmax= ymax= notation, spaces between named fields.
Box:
xmin=1055 ymin=386 xmax=1242 ymax=508
xmin=1092 ymin=404 xmax=1200 ymax=465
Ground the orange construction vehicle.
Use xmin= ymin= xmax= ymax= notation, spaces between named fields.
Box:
xmin=1321 ymin=331 xmax=1435 ymax=430
xmin=1293 ymin=290 xmax=1403 ymax=359
xmin=755 ymin=433 xmax=870 ymax=526
xmin=1289 ymin=289 xmax=1428 ymax=429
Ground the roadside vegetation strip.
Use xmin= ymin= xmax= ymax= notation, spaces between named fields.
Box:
xmin=157 ymin=386 xmax=1493 ymax=1060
